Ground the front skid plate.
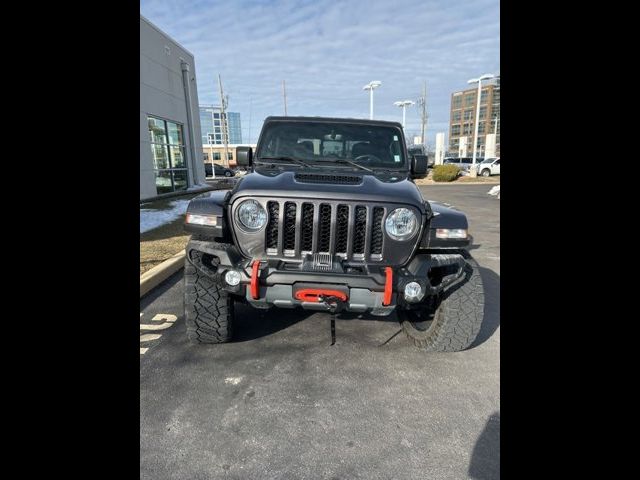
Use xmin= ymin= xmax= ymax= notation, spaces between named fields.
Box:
xmin=245 ymin=284 xmax=396 ymax=316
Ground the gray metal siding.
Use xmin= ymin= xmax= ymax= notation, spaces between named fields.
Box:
xmin=140 ymin=15 xmax=205 ymax=200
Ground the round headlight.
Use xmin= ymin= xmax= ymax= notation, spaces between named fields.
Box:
xmin=237 ymin=200 xmax=267 ymax=231
xmin=385 ymin=208 xmax=418 ymax=240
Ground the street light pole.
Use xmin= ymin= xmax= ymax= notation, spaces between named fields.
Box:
xmin=467 ymin=74 xmax=495 ymax=176
xmin=362 ymin=81 xmax=382 ymax=119
xmin=393 ymin=100 xmax=415 ymax=128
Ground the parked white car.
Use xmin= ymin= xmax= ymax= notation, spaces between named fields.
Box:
xmin=477 ymin=157 xmax=500 ymax=177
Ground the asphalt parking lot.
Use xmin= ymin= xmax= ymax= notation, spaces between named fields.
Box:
xmin=140 ymin=184 xmax=500 ymax=480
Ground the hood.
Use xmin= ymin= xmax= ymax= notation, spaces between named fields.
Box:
xmin=229 ymin=168 xmax=426 ymax=212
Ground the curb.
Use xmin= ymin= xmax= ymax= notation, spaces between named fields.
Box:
xmin=140 ymin=250 xmax=186 ymax=298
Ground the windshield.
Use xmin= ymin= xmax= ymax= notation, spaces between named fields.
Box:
xmin=481 ymin=157 xmax=497 ymax=164
xmin=256 ymin=121 xmax=407 ymax=170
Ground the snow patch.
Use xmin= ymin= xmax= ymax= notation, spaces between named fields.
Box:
xmin=140 ymin=199 xmax=190 ymax=234
xmin=224 ymin=377 xmax=243 ymax=385
xmin=487 ymin=185 xmax=500 ymax=196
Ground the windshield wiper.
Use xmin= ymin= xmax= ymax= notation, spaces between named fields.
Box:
xmin=257 ymin=156 xmax=313 ymax=168
xmin=319 ymin=158 xmax=373 ymax=173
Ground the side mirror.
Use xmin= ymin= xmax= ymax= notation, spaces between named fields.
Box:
xmin=411 ymin=154 xmax=428 ymax=178
xmin=236 ymin=146 xmax=253 ymax=167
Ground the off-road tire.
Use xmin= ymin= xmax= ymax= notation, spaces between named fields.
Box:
xmin=184 ymin=259 xmax=234 ymax=344
xmin=481 ymin=169 xmax=491 ymax=177
xmin=400 ymin=258 xmax=484 ymax=351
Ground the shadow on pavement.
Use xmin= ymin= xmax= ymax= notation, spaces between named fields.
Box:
xmin=468 ymin=411 xmax=500 ymax=479
xmin=470 ymin=266 xmax=500 ymax=348
xmin=231 ymin=304 xmax=401 ymax=343
xmin=232 ymin=303 xmax=309 ymax=342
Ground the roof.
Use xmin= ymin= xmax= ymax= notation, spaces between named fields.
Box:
xmin=263 ymin=116 xmax=403 ymax=128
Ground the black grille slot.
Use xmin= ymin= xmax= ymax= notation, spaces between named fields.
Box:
xmin=301 ymin=203 xmax=314 ymax=251
xmin=335 ymin=205 xmax=349 ymax=254
xmin=318 ymin=204 xmax=332 ymax=252
xmin=371 ymin=207 xmax=384 ymax=255
xmin=266 ymin=202 xmax=279 ymax=249
xmin=283 ymin=202 xmax=297 ymax=251
xmin=353 ymin=206 xmax=367 ymax=254
xmin=295 ymin=173 xmax=362 ymax=185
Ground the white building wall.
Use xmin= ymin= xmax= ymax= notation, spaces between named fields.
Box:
xmin=435 ymin=132 xmax=446 ymax=165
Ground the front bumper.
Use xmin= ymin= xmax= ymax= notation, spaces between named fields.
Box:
xmin=186 ymin=239 xmax=467 ymax=315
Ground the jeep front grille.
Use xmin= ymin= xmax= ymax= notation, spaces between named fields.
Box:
xmin=262 ymin=200 xmax=387 ymax=261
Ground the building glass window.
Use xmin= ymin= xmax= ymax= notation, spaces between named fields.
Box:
xmin=452 ymin=111 xmax=461 ymax=122
xmin=227 ymin=152 xmax=233 ymax=160
xmin=213 ymin=152 xmax=221 ymax=161
xmin=451 ymin=124 xmax=461 ymax=136
xmin=478 ymin=122 xmax=486 ymax=134
xmin=464 ymin=109 xmax=474 ymax=120
xmin=479 ymin=106 xmax=487 ymax=120
xmin=480 ymin=88 xmax=489 ymax=104
xmin=465 ymin=94 xmax=475 ymax=107
xmin=463 ymin=123 xmax=473 ymax=135
xmin=453 ymin=95 xmax=462 ymax=109
xmin=147 ymin=116 xmax=189 ymax=194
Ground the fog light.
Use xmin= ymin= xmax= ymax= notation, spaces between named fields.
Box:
xmin=225 ymin=270 xmax=241 ymax=286
xmin=404 ymin=281 xmax=424 ymax=302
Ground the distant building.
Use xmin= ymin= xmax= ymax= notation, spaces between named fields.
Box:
xmin=448 ymin=76 xmax=500 ymax=157
xmin=140 ymin=15 xmax=206 ymax=200
xmin=199 ymin=106 xmax=242 ymax=145
xmin=203 ymin=144 xmax=257 ymax=171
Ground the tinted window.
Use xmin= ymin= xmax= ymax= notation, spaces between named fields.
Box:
xmin=257 ymin=121 xmax=407 ymax=169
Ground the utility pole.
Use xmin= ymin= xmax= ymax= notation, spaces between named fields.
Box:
xmin=218 ymin=74 xmax=230 ymax=167
xmin=417 ymin=81 xmax=427 ymax=145
xmin=282 ymin=80 xmax=288 ymax=116
xmin=248 ymin=96 xmax=252 ymax=144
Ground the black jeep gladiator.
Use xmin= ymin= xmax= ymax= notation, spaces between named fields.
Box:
xmin=183 ymin=116 xmax=484 ymax=351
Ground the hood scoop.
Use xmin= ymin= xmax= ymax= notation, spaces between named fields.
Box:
xmin=294 ymin=173 xmax=363 ymax=185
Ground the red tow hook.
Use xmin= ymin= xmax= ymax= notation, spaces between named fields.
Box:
xmin=250 ymin=260 xmax=261 ymax=299
xmin=383 ymin=267 xmax=393 ymax=306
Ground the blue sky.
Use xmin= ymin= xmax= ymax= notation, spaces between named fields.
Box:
xmin=141 ymin=0 xmax=499 ymax=146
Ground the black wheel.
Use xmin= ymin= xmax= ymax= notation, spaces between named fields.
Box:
xmin=184 ymin=259 xmax=234 ymax=344
xmin=225 ymin=171 xmax=232 ymax=177
xmin=400 ymin=258 xmax=484 ymax=351
xmin=481 ymin=169 xmax=491 ymax=177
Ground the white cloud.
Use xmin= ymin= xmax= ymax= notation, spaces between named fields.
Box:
xmin=141 ymin=0 xmax=499 ymax=145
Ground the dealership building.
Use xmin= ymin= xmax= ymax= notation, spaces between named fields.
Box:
xmin=140 ymin=15 xmax=206 ymax=200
